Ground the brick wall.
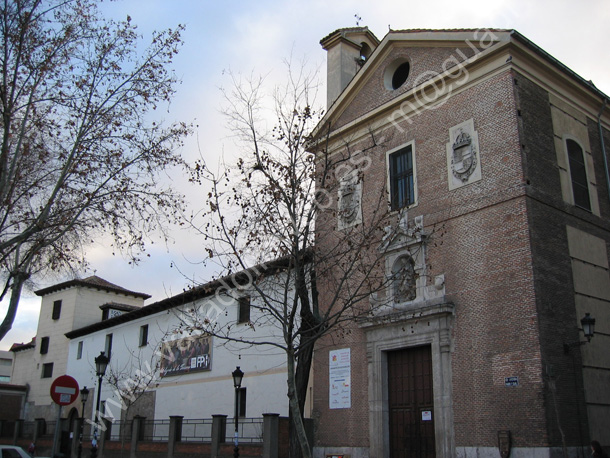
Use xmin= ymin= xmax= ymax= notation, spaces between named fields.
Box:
xmin=516 ymin=74 xmax=610 ymax=446
xmin=314 ymin=58 xmax=549 ymax=450
xmin=313 ymin=33 xmax=610 ymax=453
xmin=334 ymin=46 xmax=479 ymax=130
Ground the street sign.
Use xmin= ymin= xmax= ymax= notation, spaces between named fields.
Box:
xmin=50 ymin=375 xmax=80 ymax=406
xmin=504 ymin=376 xmax=519 ymax=387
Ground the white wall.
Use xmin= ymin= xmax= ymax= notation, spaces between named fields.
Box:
xmin=24 ymin=285 xmax=145 ymax=411
xmin=66 ymin=282 xmax=290 ymax=422
xmin=0 ymin=350 xmax=13 ymax=381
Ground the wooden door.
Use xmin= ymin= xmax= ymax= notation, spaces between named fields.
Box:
xmin=387 ymin=346 xmax=435 ymax=458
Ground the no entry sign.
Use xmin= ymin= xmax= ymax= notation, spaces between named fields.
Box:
xmin=50 ymin=375 xmax=80 ymax=406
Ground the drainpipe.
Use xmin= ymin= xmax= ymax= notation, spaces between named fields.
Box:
xmin=598 ymin=98 xmax=610 ymax=204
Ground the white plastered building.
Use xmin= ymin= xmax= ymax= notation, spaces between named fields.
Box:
xmin=64 ymin=270 xmax=290 ymax=425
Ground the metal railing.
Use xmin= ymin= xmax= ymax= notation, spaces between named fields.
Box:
xmin=142 ymin=418 xmax=169 ymax=442
xmin=180 ymin=419 xmax=213 ymax=442
xmin=4 ymin=416 xmax=265 ymax=444
xmin=227 ymin=418 xmax=264 ymax=444
xmin=0 ymin=421 xmax=15 ymax=438
xmin=103 ymin=420 xmax=132 ymax=442
xmin=42 ymin=421 xmax=57 ymax=438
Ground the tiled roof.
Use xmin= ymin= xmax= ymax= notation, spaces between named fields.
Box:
xmin=65 ymin=251 xmax=313 ymax=339
xmin=98 ymin=302 xmax=141 ymax=312
xmin=320 ymin=26 xmax=380 ymax=47
xmin=35 ymin=275 xmax=150 ymax=299
xmin=388 ymin=28 xmax=510 ymax=33
xmin=10 ymin=337 xmax=35 ymax=352
xmin=0 ymin=383 xmax=27 ymax=391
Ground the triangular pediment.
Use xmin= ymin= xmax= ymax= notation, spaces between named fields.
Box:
xmin=379 ymin=214 xmax=426 ymax=253
xmin=314 ymin=29 xmax=512 ymax=140
xmin=311 ymin=27 xmax=609 ymax=149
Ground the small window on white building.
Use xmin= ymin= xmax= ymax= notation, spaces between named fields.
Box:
xmin=105 ymin=334 xmax=113 ymax=359
xmin=40 ymin=337 xmax=50 ymax=355
xmin=139 ymin=325 xmax=149 ymax=347
xmin=238 ymin=387 xmax=247 ymax=417
xmin=42 ymin=362 xmax=53 ymax=378
xmin=238 ymin=297 xmax=251 ymax=324
xmin=77 ymin=341 xmax=83 ymax=360
xmin=52 ymin=300 xmax=62 ymax=320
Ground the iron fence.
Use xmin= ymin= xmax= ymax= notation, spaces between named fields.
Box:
xmin=227 ymin=418 xmax=264 ymax=444
xmin=22 ymin=421 xmax=34 ymax=438
xmin=0 ymin=421 xmax=15 ymax=438
xmin=42 ymin=420 xmax=56 ymax=438
xmin=103 ymin=420 xmax=132 ymax=442
xmin=142 ymin=418 xmax=169 ymax=442
xmin=180 ymin=418 xmax=213 ymax=442
xmin=5 ymin=416 xmax=265 ymax=444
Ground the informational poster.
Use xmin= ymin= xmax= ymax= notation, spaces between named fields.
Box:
xmin=329 ymin=348 xmax=351 ymax=409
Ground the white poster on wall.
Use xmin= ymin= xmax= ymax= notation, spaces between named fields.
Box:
xmin=329 ymin=348 xmax=351 ymax=409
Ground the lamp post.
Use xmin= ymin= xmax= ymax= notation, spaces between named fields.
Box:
xmin=232 ymin=366 xmax=244 ymax=458
xmin=92 ymin=351 xmax=109 ymax=458
xmin=563 ymin=313 xmax=596 ymax=353
xmin=78 ymin=386 xmax=89 ymax=458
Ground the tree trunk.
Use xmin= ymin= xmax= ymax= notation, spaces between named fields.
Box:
xmin=290 ymin=263 xmax=318 ymax=458
xmin=0 ymin=272 xmax=28 ymax=342
xmin=290 ymin=341 xmax=314 ymax=458
xmin=287 ymin=352 xmax=311 ymax=458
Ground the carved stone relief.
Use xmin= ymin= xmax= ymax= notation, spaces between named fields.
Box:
xmin=337 ymin=171 xmax=362 ymax=229
xmin=370 ymin=213 xmax=446 ymax=312
xmin=446 ymin=119 xmax=481 ymax=190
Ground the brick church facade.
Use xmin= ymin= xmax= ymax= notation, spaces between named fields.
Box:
xmin=310 ymin=28 xmax=610 ymax=457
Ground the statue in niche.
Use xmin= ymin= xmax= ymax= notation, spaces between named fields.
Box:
xmin=392 ymin=255 xmax=416 ymax=302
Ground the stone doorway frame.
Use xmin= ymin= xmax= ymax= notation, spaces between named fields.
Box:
xmin=361 ymin=301 xmax=455 ymax=457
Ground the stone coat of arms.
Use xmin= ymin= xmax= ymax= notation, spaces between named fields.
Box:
xmin=337 ymin=173 xmax=362 ymax=229
xmin=446 ymin=119 xmax=481 ymax=190
xmin=451 ymin=129 xmax=477 ymax=182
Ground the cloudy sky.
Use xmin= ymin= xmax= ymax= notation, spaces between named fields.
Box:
xmin=1 ymin=0 xmax=608 ymax=350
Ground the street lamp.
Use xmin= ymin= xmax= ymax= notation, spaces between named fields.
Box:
xmin=92 ymin=351 xmax=110 ymax=458
xmin=564 ymin=313 xmax=596 ymax=353
xmin=232 ymin=366 xmax=244 ymax=458
xmin=78 ymin=386 xmax=89 ymax=458
xmin=581 ymin=313 xmax=595 ymax=342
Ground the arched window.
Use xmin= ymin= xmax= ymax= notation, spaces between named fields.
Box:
xmin=360 ymin=43 xmax=372 ymax=61
xmin=566 ymin=139 xmax=591 ymax=211
xmin=392 ymin=256 xmax=416 ymax=302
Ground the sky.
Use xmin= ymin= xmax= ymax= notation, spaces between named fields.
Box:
xmin=1 ymin=0 xmax=609 ymax=350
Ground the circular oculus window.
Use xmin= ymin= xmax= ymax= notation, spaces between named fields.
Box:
xmin=384 ymin=59 xmax=411 ymax=90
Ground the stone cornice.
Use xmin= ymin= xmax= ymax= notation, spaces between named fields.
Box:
xmin=357 ymin=297 xmax=454 ymax=330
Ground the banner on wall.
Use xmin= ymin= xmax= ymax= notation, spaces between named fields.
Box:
xmin=160 ymin=335 xmax=212 ymax=377
xmin=329 ymin=348 xmax=351 ymax=409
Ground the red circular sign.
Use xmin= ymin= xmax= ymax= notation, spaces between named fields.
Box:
xmin=50 ymin=375 xmax=80 ymax=406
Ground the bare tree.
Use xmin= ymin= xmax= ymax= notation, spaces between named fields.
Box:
xmin=181 ymin=61 xmax=411 ymax=458
xmin=101 ymin=342 xmax=162 ymax=457
xmin=0 ymin=0 xmax=192 ymax=341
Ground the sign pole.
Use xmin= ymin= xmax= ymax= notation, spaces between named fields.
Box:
xmin=51 ymin=403 xmax=62 ymax=458
xmin=49 ymin=375 xmax=80 ymax=458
